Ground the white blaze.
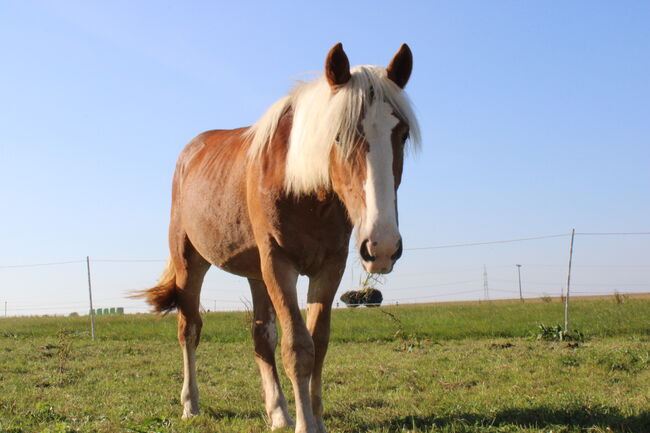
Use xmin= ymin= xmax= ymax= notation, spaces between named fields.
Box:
xmin=360 ymin=99 xmax=400 ymax=245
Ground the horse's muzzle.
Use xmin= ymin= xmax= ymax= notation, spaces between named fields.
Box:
xmin=359 ymin=237 xmax=402 ymax=274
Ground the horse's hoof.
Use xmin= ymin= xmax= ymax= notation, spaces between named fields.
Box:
xmin=182 ymin=407 xmax=199 ymax=420
xmin=293 ymin=420 xmax=320 ymax=433
xmin=270 ymin=417 xmax=295 ymax=430
xmin=315 ymin=419 xmax=327 ymax=433
xmin=271 ymin=422 xmax=294 ymax=431
xmin=270 ymin=407 xmax=294 ymax=430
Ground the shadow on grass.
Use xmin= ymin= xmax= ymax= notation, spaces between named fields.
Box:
xmin=358 ymin=406 xmax=650 ymax=433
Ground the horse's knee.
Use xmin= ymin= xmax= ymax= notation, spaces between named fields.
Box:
xmin=281 ymin=332 xmax=315 ymax=378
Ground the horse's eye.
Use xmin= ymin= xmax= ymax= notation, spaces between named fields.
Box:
xmin=402 ymin=132 xmax=409 ymax=143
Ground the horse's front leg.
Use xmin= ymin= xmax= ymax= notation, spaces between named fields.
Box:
xmin=260 ymin=249 xmax=317 ymax=433
xmin=248 ymin=278 xmax=294 ymax=430
xmin=306 ymin=257 xmax=346 ymax=433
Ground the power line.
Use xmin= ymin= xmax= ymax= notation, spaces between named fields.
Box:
xmin=576 ymin=232 xmax=650 ymax=236
xmin=404 ymin=233 xmax=569 ymax=251
xmin=384 ymin=289 xmax=483 ymax=302
xmin=0 ymin=260 xmax=84 ymax=269
xmin=387 ymin=280 xmax=479 ymax=291
xmin=511 ymin=264 xmax=649 ymax=268
xmin=92 ymin=259 xmax=167 ymax=263
xmin=491 ymin=278 xmax=649 ymax=287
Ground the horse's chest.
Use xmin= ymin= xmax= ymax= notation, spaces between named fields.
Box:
xmin=274 ymin=197 xmax=352 ymax=274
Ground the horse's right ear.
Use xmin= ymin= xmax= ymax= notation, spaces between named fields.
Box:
xmin=325 ymin=43 xmax=351 ymax=88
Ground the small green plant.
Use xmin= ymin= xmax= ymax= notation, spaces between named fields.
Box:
xmin=127 ymin=416 xmax=172 ymax=433
xmin=31 ymin=402 xmax=65 ymax=423
xmin=40 ymin=421 xmax=72 ymax=433
xmin=559 ymin=354 xmax=580 ymax=367
xmin=532 ymin=324 xmax=585 ymax=342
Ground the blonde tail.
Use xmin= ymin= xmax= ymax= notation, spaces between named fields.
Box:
xmin=132 ymin=258 xmax=179 ymax=313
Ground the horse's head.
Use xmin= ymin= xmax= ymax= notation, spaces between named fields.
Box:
xmin=325 ymin=43 xmax=419 ymax=274
xmin=246 ymin=43 xmax=419 ymax=273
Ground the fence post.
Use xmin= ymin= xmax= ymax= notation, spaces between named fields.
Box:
xmin=516 ymin=264 xmax=523 ymax=301
xmin=86 ymin=256 xmax=96 ymax=341
xmin=564 ymin=229 xmax=575 ymax=332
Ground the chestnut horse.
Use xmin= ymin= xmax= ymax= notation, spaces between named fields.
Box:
xmin=138 ymin=43 xmax=420 ymax=433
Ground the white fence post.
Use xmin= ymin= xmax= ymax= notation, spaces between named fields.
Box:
xmin=564 ymin=229 xmax=575 ymax=332
xmin=86 ymin=256 xmax=96 ymax=341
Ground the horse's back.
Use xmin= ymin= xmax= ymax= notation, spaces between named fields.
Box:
xmin=173 ymin=128 xmax=261 ymax=279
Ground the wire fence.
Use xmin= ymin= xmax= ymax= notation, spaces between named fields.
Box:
xmin=1 ymin=230 xmax=648 ymax=318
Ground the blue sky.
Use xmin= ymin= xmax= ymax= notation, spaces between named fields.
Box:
xmin=1 ymin=1 xmax=649 ymax=316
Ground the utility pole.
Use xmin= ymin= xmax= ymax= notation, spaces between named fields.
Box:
xmin=214 ymin=300 xmax=217 ymax=312
xmin=516 ymin=264 xmax=523 ymax=302
xmin=86 ymin=256 xmax=96 ymax=341
xmin=483 ymin=265 xmax=489 ymax=301
xmin=4 ymin=301 xmax=6 ymax=317
xmin=565 ymin=229 xmax=576 ymax=332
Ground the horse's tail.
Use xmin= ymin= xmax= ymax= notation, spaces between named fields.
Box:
xmin=131 ymin=258 xmax=179 ymax=313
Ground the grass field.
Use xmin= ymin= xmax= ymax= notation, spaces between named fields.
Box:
xmin=1 ymin=297 xmax=649 ymax=433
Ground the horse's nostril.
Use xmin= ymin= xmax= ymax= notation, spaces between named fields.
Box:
xmin=391 ymin=239 xmax=403 ymax=261
xmin=360 ymin=239 xmax=376 ymax=262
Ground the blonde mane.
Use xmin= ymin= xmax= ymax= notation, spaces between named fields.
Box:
xmin=246 ymin=65 xmax=421 ymax=195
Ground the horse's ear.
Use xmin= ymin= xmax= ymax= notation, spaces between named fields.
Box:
xmin=386 ymin=44 xmax=413 ymax=89
xmin=325 ymin=43 xmax=351 ymax=88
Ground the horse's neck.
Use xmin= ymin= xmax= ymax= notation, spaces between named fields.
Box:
xmin=248 ymin=122 xmax=352 ymax=273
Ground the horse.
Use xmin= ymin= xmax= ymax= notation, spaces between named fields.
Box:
xmin=136 ymin=42 xmax=420 ymax=433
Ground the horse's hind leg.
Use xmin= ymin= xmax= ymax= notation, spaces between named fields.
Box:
xmin=173 ymin=237 xmax=211 ymax=419
xmin=249 ymin=278 xmax=294 ymax=430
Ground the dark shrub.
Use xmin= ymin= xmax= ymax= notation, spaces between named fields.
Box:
xmin=340 ymin=290 xmax=362 ymax=307
xmin=361 ymin=288 xmax=383 ymax=307
xmin=340 ymin=288 xmax=383 ymax=307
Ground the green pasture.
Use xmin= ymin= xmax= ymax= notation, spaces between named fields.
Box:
xmin=1 ymin=298 xmax=649 ymax=432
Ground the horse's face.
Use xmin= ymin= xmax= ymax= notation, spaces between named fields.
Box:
xmin=327 ymin=44 xmax=413 ymax=274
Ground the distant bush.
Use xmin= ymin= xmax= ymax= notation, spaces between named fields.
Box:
xmin=68 ymin=312 xmax=79 ymax=317
xmin=340 ymin=288 xmax=383 ymax=307
xmin=613 ymin=291 xmax=628 ymax=305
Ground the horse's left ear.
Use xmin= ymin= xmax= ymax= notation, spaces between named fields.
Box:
xmin=386 ymin=44 xmax=413 ymax=89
